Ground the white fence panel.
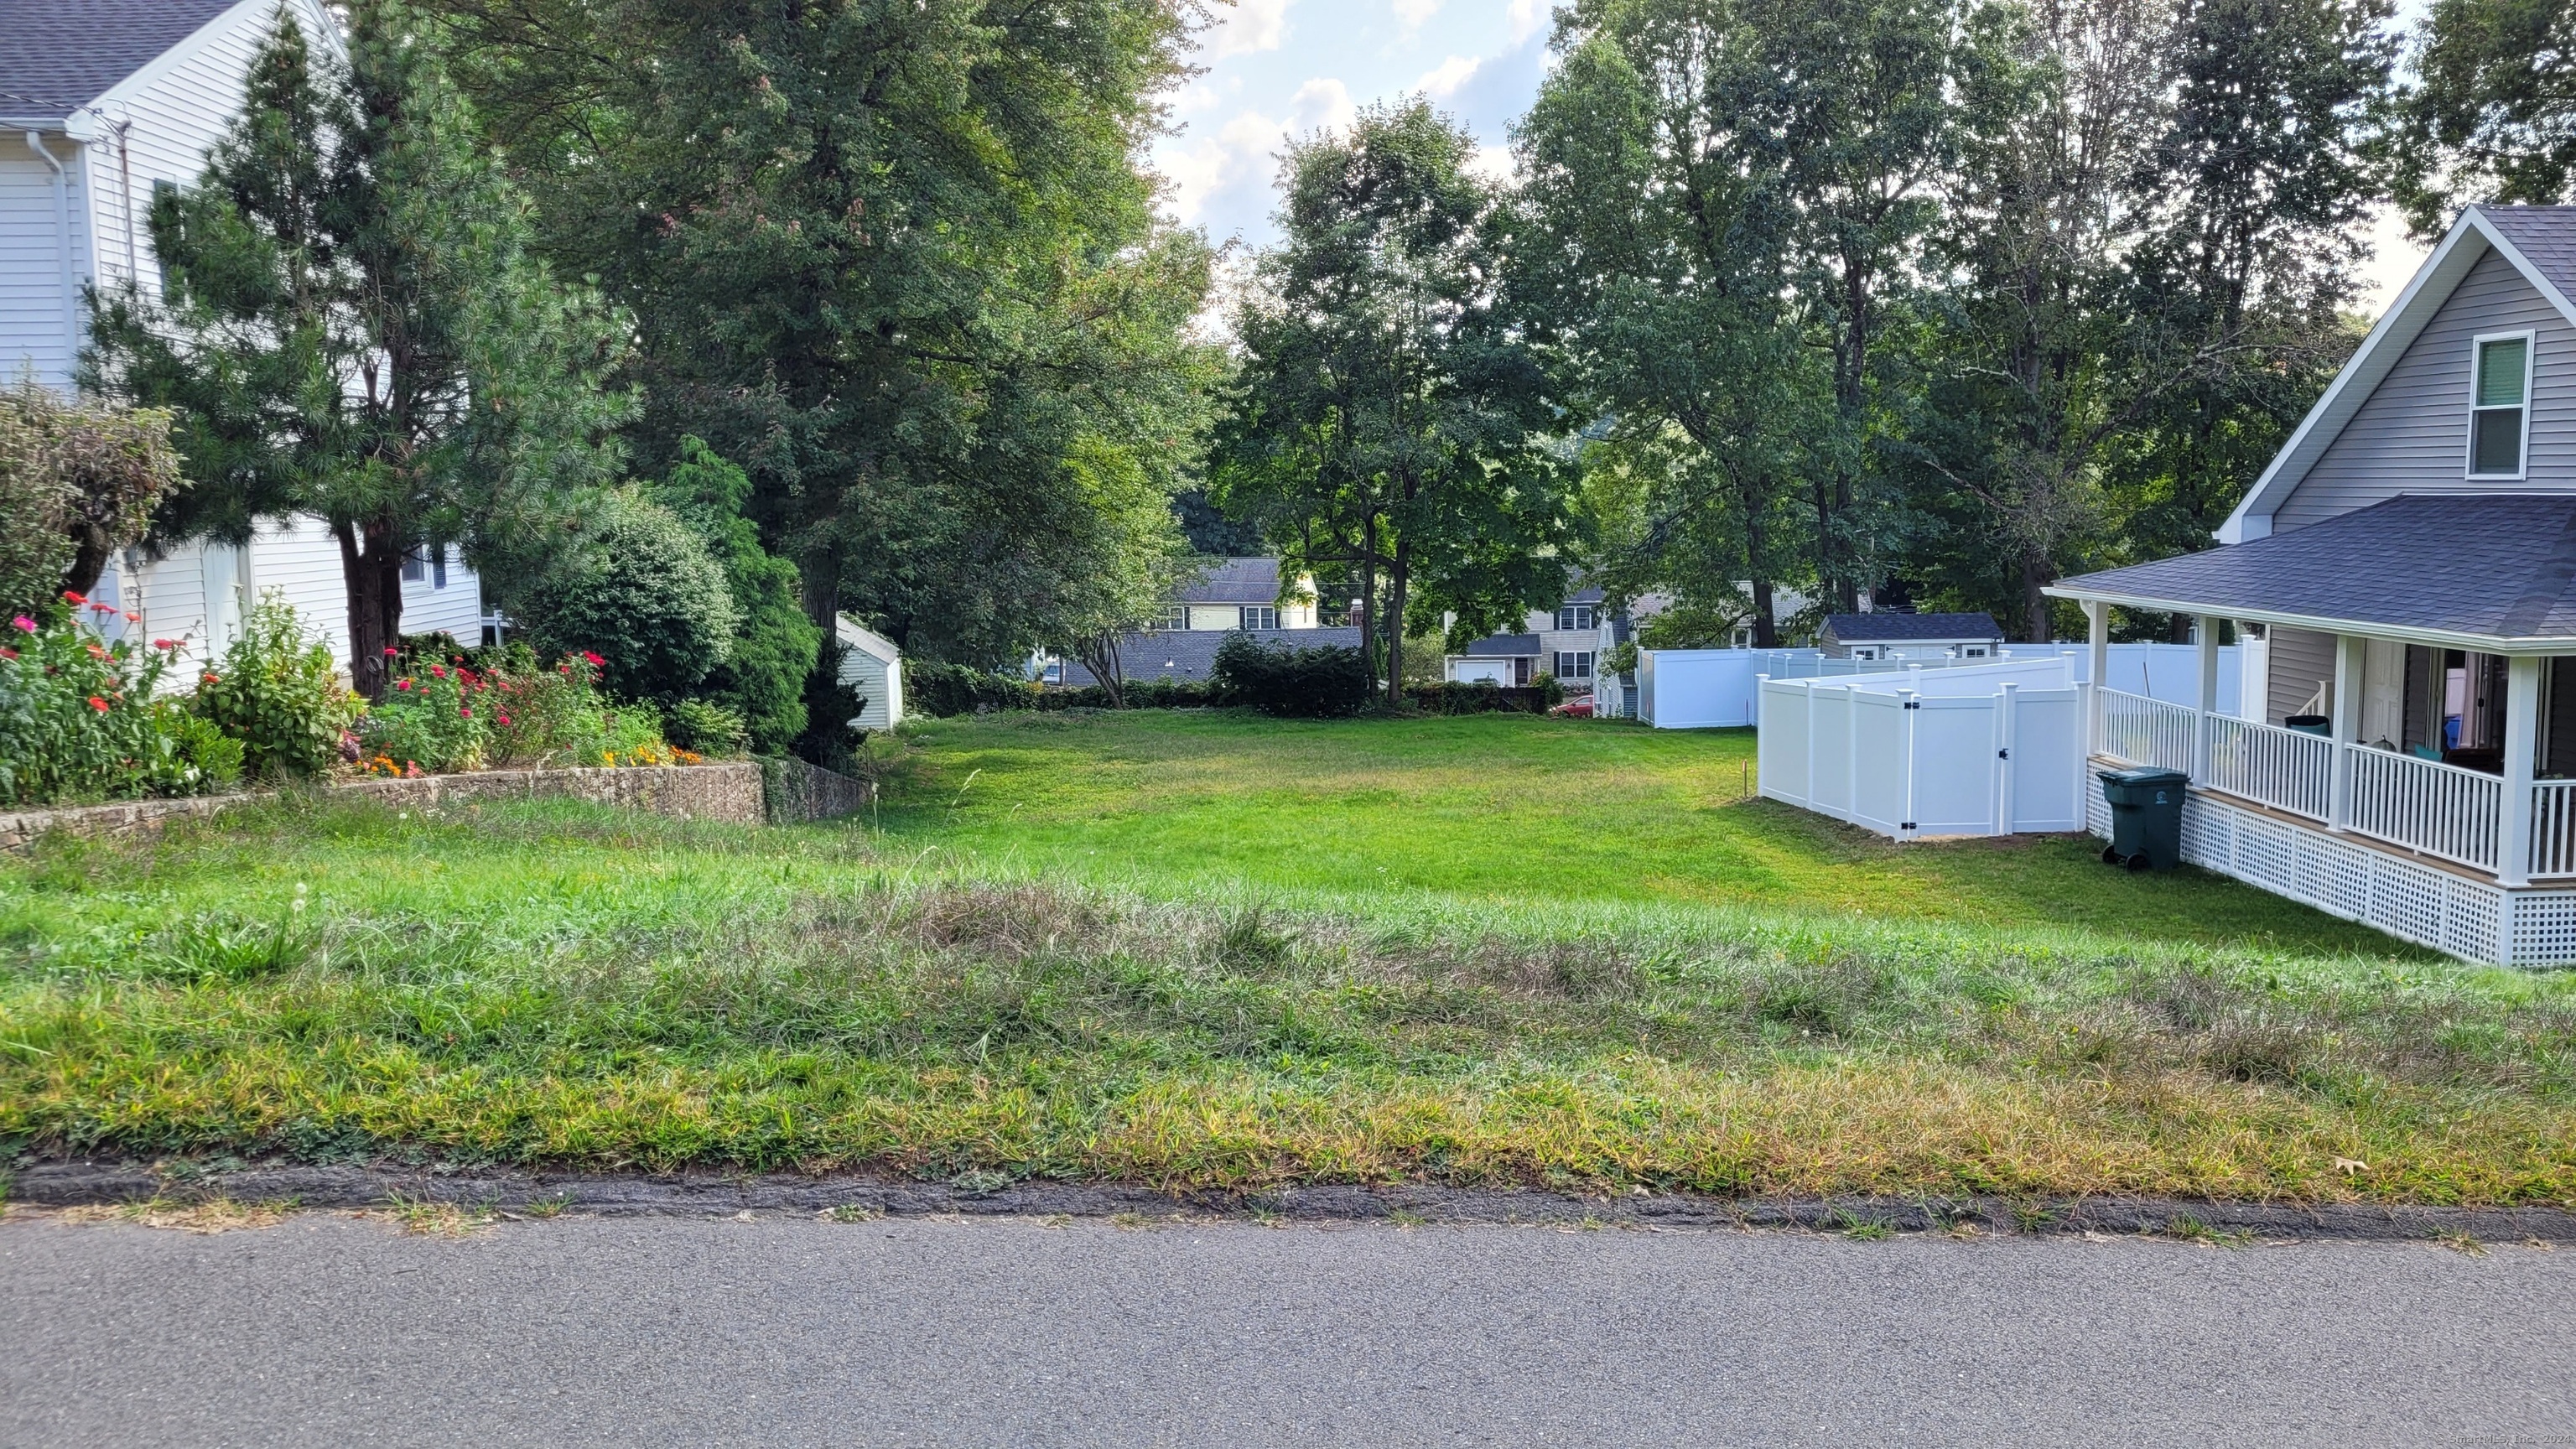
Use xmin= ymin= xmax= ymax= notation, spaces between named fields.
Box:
xmin=1639 ymin=650 xmax=1762 ymax=728
xmin=1757 ymin=680 xmax=1810 ymax=807
xmin=1812 ymin=685 xmax=1856 ymax=818
xmin=2006 ymin=687 xmax=2085 ymax=832
xmin=1849 ymin=692 xmax=1912 ymax=834
xmin=1911 ymin=696 xmax=1998 ymax=835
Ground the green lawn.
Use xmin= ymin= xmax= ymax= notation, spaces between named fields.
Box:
xmin=5 ymin=708 xmax=2574 ymax=1208
xmin=873 ymin=710 xmax=2410 ymax=955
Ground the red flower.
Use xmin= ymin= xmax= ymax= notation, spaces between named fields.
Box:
xmin=459 ymin=706 xmax=473 ymax=719
xmin=383 ymin=647 xmax=400 ymax=657
xmin=152 ymin=638 xmax=179 ymax=650
xmin=86 ymin=695 xmax=109 ymax=713
xmin=580 ymin=650 xmax=605 ymax=667
xmin=395 ymin=679 xmax=412 ymax=691
xmin=88 ymin=601 xmax=117 ymax=615
xmin=123 ymin=611 xmax=139 ymax=622
xmin=201 ymin=672 xmax=220 ymax=685
xmin=61 ymin=590 xmax=86 ymax=605
xmin=496 ymin=714 xmax=512 ymax=726
xmin=428 ymin=664 xmax=446 ymax=678
xmin=0 ymin=647 xmax=16 ymax=660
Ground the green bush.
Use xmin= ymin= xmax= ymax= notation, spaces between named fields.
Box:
xmin=909 ymin=659 xmax=1039 ymax=717
xmin=663 ymin=698 xmax=750 ymax=756
xmin=1211 ymin=636 xmax=1373 ymax=718
xmin=359 ymin=658 xmax=487 ymax=773
xmin=1034 ymin=678 xmax=1217 ymax=710
xmin=0 ymin=599 xmax=233 ymax=805
xmin=510 ymin=492 xmax=741 ymax=704
xmin=192 ymin=596 xmax=356 ymax=780
xmin=1410 ymin=680 xmax=1556 ymax=715
xmin=650 ymin=439 xmax=821 ymax=753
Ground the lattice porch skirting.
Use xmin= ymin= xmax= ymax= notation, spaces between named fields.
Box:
xmin=2085 ymin=782 xmax=2576 ymax=968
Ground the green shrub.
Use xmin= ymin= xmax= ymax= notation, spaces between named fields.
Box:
xmin=791 ymin=636 xmax=870 ymax=771
xmin=909 ymin=659 xmax=1039 ymax=717
xmin=165 ymin=709 xmax=245 ymax=789
xmin=663 ymin=698 xmax=750 ymax=756
xmin=1410 ymin=680 xmax=1555 ymax=715
xmin=191 ymin=596 xmax=356 ymax=780
xmin=650 ymin=439 xmax=820 ymax=752
xmin=1034 ymin=678 xmax=1217 ymax=710
xmin=1211 ymin=636 xmax=1372 ymax=718
xmin=0 ymin=599 xmax=231 ymax=805
xmin=510 ymin=492 xmax=741 ymax=703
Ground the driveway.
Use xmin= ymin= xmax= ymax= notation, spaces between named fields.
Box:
xmin=3 ymin=1212 xmax=2568 ymax=1447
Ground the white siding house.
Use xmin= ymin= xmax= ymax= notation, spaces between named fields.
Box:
xmin=2 ymin=0 xmax=486 ymax=676
xmin=2049 ymin=205 xmax=2576 ymax=967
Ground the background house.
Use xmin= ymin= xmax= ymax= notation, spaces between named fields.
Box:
xmin=1052 ymin=556 xmax=1358 ymax=685
xmin=1446 ymin=584 xmax=1615 ymax=691
xmin=2 ymin=0 xmax=489 ymax=676
xmin=1817 ymin=612 xmax=2004 ymax=661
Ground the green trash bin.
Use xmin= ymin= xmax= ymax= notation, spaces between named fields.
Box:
xmin=2098 ymin=767 xmax=2188 ymax=872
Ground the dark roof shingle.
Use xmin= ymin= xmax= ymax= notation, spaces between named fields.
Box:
xmin=1824 ymin=611 xmax=2002 ymax=641
xmin=1057 ymin=627 xmax=1363 ymax=685
xmin=1465 ymin=633 xmax=1541 ymax=657
xmin=0 ymin=0 xmax=244 ymax=121
xmin=2477 ymin=205 xmax=2576 ymax=303
xmin=2055 ymin=494 xmax=2576 ymax=642
xmin=1174 ymin=557 xmax=1285 ymax=605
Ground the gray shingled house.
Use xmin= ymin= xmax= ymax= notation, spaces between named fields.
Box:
xmin=2048 ymin=204 xmax=2576 ymax=965
xmin=1815 ymin=611 xmax=2004 ymax=661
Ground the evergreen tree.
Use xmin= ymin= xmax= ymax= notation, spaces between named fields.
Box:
xmin=85 ymin=4 xmax=629 ymax=697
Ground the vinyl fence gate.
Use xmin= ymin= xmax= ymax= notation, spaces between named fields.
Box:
xmin=1757 ymin=667 xmax=2085 ymax=839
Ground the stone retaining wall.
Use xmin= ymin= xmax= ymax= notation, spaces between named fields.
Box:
xmin=0 ymin=758 xmax=871 ymax=854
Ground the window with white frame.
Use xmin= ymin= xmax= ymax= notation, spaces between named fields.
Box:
xmin=1142 ymin=605 xmax=1187 ymax=632
xmin=1239 ymin=605 xmax=1279 ymax=631
xmin=1555 ymin=604 xmax=1597 ymax=631
xmin=1554 ymin=650 xmax=1594 ymax=679
xmin=2470 ymin=332 xmax=2532 ymax=478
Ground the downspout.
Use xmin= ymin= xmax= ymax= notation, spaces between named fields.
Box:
xmin=25 ymin=132 xmax=78 ymax=377
xmin=114 ymin=117 xmax=138 ymax=288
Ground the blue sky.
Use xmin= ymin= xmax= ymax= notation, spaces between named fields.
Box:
xmin=1149 ymin=0 xmax=2429 ymax=305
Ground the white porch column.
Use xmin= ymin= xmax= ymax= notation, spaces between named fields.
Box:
xmin=2085 ymin=600 xmax=2108 ymax=759
xmin=2194 ymin=616 xmax=2220 ymax=783
xmin=2501 ymin=656 xmax=2541 ymax=888
xmin=2329 ymin=634 xmax=2363 ymax=832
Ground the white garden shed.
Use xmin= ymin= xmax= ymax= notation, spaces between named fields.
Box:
xmin=834 ymin=617 xmax=904 ymax=732
xmin=1757 ymin=658 xmax=2087 ymax=839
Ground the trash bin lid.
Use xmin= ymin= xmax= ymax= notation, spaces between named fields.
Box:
xmin=2098 ymin=767 xmax=2189 ymax=787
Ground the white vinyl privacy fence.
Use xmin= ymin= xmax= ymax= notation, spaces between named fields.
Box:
xmin=1757 ymin=660 xmax=2086 ymax=839
xmin=1639 ymin=642 xmax=2237 ymax=730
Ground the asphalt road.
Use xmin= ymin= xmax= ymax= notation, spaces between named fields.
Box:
xmin=4 ymin=1212 xmax=2571 ymax=1448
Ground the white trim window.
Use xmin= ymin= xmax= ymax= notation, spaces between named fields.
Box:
xmin=1239 ymin=605 xmax=1279 ymax=631
xmin=2468 ymin=330 xmax=2533 ymax=479
xmin=1555 ymin=603 xmax=1597 ymax=631
xmin=1554 ymin=649 xmax=1594 ymax=679
xmin=1142 ymin=605 xmax=1187 ymax=632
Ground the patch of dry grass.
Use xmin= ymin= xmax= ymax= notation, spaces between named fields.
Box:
xmin=55 ymin=1197 xmax=296 ymax=1233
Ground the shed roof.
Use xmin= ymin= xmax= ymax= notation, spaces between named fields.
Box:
xmin=1823 ymin=611 xmax=2002 ymax=641
xmin=0 ymin=0 xmax=245 ymax=122
xmin=2051 ymin=494 xmax=2576 ymax=649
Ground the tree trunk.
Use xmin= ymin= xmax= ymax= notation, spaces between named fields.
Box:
xmin=2019 ymin=554 xmax=2054 ymax=643
xmin=335 ymin=516 xmax=407 ymax=699
xmin=1383 ymin=533 xmax=1410 ymax=708
xmin=60 ymin=522 xmax=114 ymax=604
xmin=1751 ymin=579 xmax=1779 ymax=649
xmin=1074 ymin=631 xmax=1126 ymax=708
xmin=1355 ymin=515 xmax=1378 ymax=697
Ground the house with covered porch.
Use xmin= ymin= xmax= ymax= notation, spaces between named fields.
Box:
xmin=2049 ymin=204 xmax=2576 ymax=967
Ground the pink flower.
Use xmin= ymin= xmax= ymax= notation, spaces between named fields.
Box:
xmin=88 ymin=601 xmax=117 ymax=615
xmin=152 ymin=638 xmax=179 ymax=650
xmin=383 ymin=647 xmax=400 ymax=657
xmin=1 ymin=647 xmax=17 ymax=660
xmin=428 ymin=664 xmax=446 ymax=678
xmin=395 ymin=678 xmax=412 ymax=691
xmin=86 ymin=695 xmax=109 ymax=713
xmin=459 ymin=706 xmax=472 ymax=719
xmin=10 ymin=616 xmax=32 ymax=633
xmin=580 ymin=650 xmax=606 ymax=667
xmin=496 ymin=714 xmax=512 ymax=726
xmin=122 ymin=610 xmax=139 ymax=622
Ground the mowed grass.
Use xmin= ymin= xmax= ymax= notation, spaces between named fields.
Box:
xmin=4 ymin=709 xmax=2574 ymax=1208
xmin=873 ymin=710 xmax=2409 ymax=955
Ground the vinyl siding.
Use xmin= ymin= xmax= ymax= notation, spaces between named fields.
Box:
xmin=2277 ymin=249 xmax=2576 ymax=529
xmin=0 ymin=132 xmax=92 ymax=386
xmin=2267 ymin=626 xmax=2337 ymax=724
xmin=400 ymin=547 xmax=487 ymax=642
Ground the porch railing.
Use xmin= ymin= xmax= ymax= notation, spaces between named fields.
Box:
xmin=2531 ymin=781 xmax=2576 ymax=879
xmin=2099 ymin=688 xmax=2196 ymax=777
xmin=2346 ymin=747 xmax=2501 ymax=872
xmin=2200 ymin=714 xmax=2333 ymax=821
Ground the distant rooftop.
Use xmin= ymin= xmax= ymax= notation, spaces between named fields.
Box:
xmin=1175 ymin=557 xmax=1290 ymax=605
xmin=1823 ymin=611 xmax=2003 ymax=641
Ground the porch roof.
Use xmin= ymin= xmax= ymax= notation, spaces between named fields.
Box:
xmin=2048 ymin=494 xmax=2576 ymax=652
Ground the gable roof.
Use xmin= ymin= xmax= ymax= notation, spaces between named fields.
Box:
xmin=2054 ymin=493 xmax=2576 ymax=649
xmin=835 ymin=615 xmax=901 ymax=665
xmin=1175 ymin=557 xmax=1287 ymax=605
xmin=1823 ymin=611 xmax=2002 ymax=641
xmin=1465 ymin=633 xmax=1542 ymax=657
xmin=0 ymin=0 xmax=247 ymax=123
xmin=1059 ymin=626 xmax=1363 ymax=685
xmin=2221 ymin=205 xmax=2576 ymax=543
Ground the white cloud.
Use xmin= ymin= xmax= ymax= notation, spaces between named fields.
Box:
xmin=1415 ymin=55 xmax=1482 ymax=98
xmin=1506 ymin=0 xmax=1548 ymax=44
xmin=1290 ymin=77 xmax=1357 ymax=132
xmin=1209 ymin=0 xmax=1290 ymax=59
xmin=1466 ymin=143 xmax=1518 ymax=186
xmin=1394 ymin=0 xmax=1442 ymax=32
xmin=1160 ymin=108 xmax=1287 ymax=227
